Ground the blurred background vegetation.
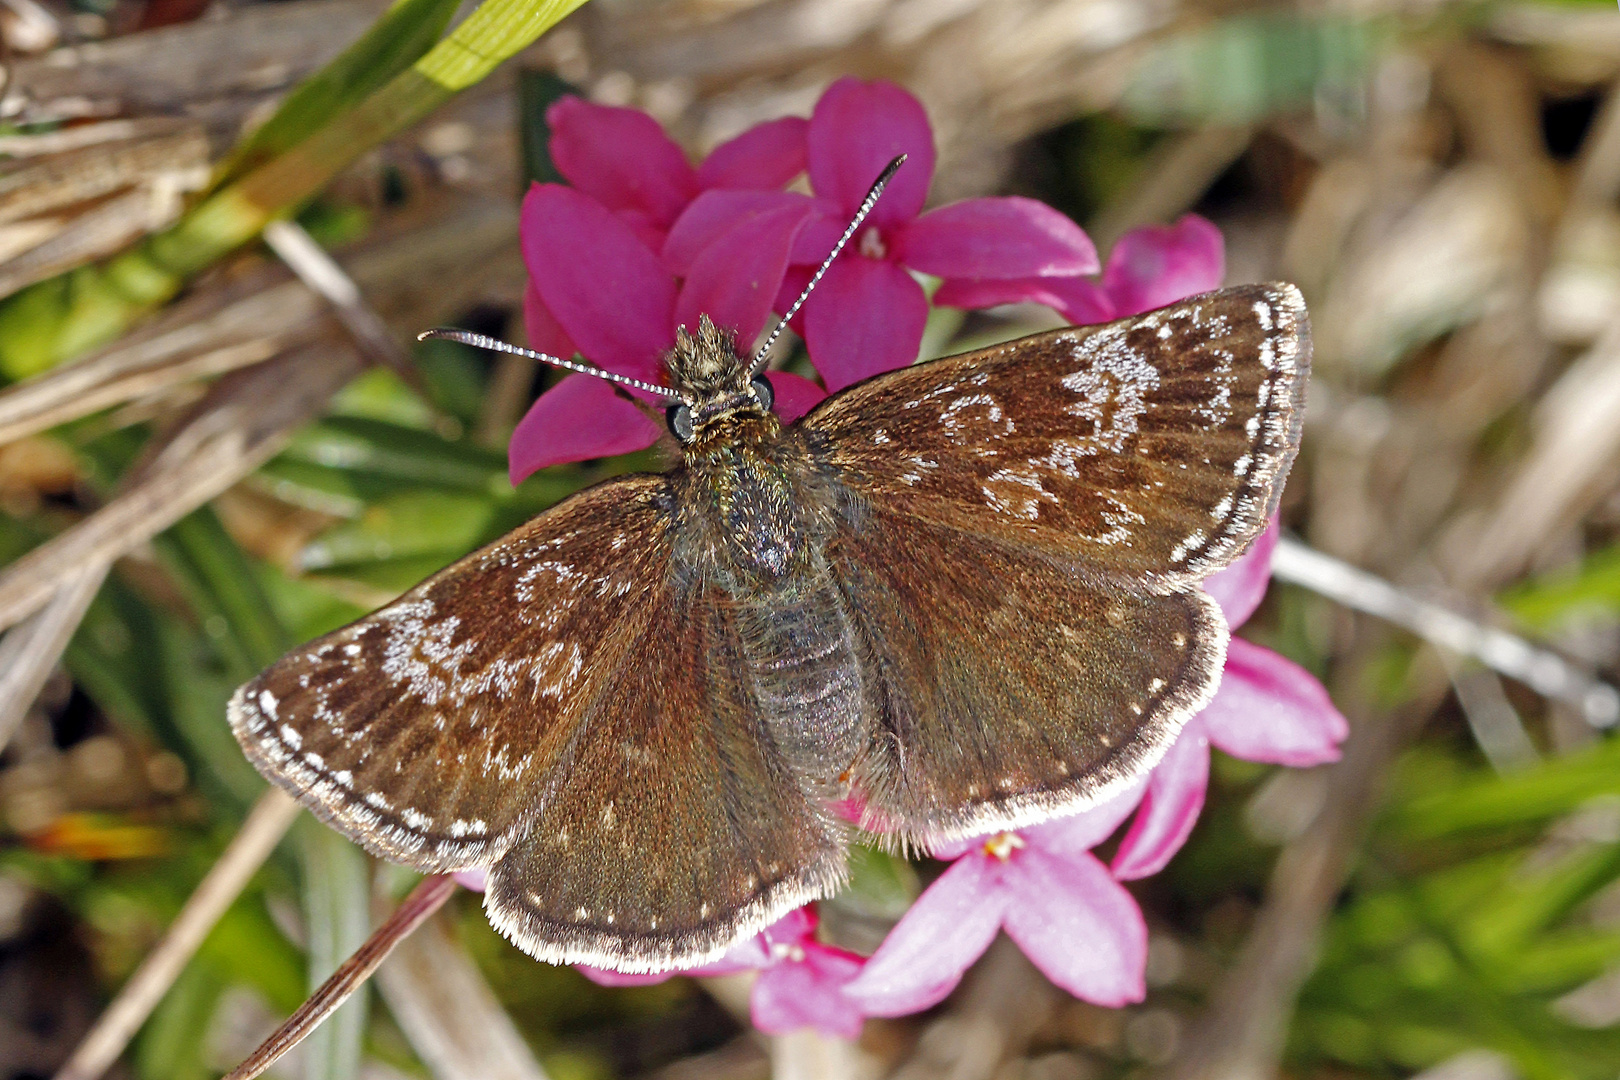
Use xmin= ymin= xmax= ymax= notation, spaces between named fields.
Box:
xmin=3 ymin=0 xmax=1620 ymax=1078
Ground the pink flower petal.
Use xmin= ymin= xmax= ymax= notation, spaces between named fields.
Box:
xmin=674 ymin=201 xmax=811 ymax=345
xmin=761 ymin=906 xmax=819 ymax=947
xmin=522 ymin=184 xmax=676 ymax=382
xmin=801 ymin=255 xmax=928 ymax=391
xmin=896 ymin=197 xmax=1098 ymax=280
xmin=577 ymin=966 xmax=679 ymax=987
xmin=807 ymin=78 xmax=934 ymax=228
xmin=546 ymin=97 xmax=698 ymax=227
xmin=932 ymin=275 xmax=1116 ymax=326
xmin=508 ymin=373 xmax=660 ymax=483
xmin=664 ymin=190 xmax=811 ymax=275
xmin=523 ymin=283 xmax=578 ymax=359
xmin=1111 ymin=717 xmax=1211 ymax=880
xmin=751 ymin=945 xmax=867 ymax=1038
xmin=576 ymin=922 xmax=776 ymax=986
xmin=1102 ymin=214 xmax=1225 ymax=317
xmin=1204 ymin=519 xmax=1278 ymax=627
xmin=452 ymin=869 xmax=487 ymax=891
xmin=788 ymin=201 xmax=854 ymax=265
xmin=1204 ymin=638 xmax=1349 ymax=766
xmin=697 ymin=116 xmax=810 ymax=191
xmin=1024 ymin=780 xmax=1148 ymax=857
xmin=845 ymin=855 xmax=1007 ymax=1015
xmin=1003 ymin=849 xmax=1147 ymax=1006
xmin=766 ymin=371 xmax=826 ymax=423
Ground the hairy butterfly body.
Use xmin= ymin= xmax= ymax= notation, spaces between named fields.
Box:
xmin=229 ymin=281 xmax=1309 ymax=972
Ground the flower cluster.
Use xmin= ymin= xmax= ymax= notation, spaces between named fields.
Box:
xmin=490 ymin=78 xmax=1347 ymax=1040
xmin=510 ymin=77 xmax=1098 ymax=482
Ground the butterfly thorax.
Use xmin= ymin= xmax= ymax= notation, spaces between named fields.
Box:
xmin=664 ymin=315 xmax=834 ymax=592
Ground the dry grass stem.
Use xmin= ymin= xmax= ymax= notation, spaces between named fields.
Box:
xmin=2 ymin=0 xmax=384 ymax=128
xmin=0 ymin=122 xmax=207 ymax=227
xmin=1445 ymin=312 xmax=1620 ymax=588
xmin=0 ymin=197 xmax=519 ymax=450
xmin=262 ymin=219 xmax=422 ymax=390
xmin=1271 ymin=537 xmax=1620 ymax=727
xmin=1088 ymin=125 xmax=1256 ymax=250
xmin=52 ymin=788 xmax=303 ymax=1080
xmin=0 ymin=562 xmax=110 ymax=753
xmin=0 ymin=342 xmax=362 ymax=631
xmin=375 ymin=912 xmax=553 ymax=1080
xmin=223 ymin=874 xmax=458 ymax=1080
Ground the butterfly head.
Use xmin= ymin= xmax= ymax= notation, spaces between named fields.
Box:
xmin=664 ymin=314 xmax=777 ymax=446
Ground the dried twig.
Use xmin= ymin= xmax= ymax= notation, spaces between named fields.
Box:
xmin=0 ymin=341 xmax=362 ymax=632
xmin=0 ymin=197 xmax=518 ymax=449
xmin=0 ymin=561 xmax=108 ymax=753
xmin=53 ymin=788 xmax=303 ymax=1080
xmin=375 ymin=911 xmax=552 ymax=1080
xmin=223 ymin=874 xmax=459 ymax=1080
xmin=1271 ymin=537 xmax=1620 ymax=727
xmin=262 ymin=219 xmax=422 ymax=389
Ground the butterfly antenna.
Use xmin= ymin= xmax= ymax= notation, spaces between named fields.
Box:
xmin=417 ymin=329 xmax=682 ymax=404
xmin=749 ymin=154 xmax=907 ymax=378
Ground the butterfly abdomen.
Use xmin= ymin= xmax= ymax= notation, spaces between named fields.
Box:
xmin=732 ymin=568 xmax=869 ymax=791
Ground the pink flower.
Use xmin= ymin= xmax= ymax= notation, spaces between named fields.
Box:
xmin=510 ymin=179 xmax=819 ymax=482
xmin=544 ymin=97 xmax=808 ymax=254
xmin=510 ymin=102 xmax=818 ymax=482
xmin=579 ymin=906 xmax=869 ymax=1040
xmin=934 ymin=214 xmax=1226 ymax=326
xmin=844 ymin=788 xmax=1148 ymax=1016
xmin=1109 ymin=523 xmax=1351 ymax=879
xmin=778 ymin=78 xmax=1100 ymax=390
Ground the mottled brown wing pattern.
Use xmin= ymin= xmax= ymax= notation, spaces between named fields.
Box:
xmin=229 ymin=477 xmax=678 ymax=872
xmin=230 ymin=473 xmax=845 ymax=969
xmin=805 ymin=283 xmax=1309 ymax=588
xmin=483 ymin=575 xmax=846 ymax=972
xmin=829 ymin=505 xmax=1226 ymax=844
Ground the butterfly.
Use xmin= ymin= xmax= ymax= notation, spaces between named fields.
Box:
xmin=229 ymin=160 xmax=1310 ymax=974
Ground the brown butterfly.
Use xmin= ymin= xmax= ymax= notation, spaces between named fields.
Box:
xmin=229 ymin=161 xmax=1310 ymax=973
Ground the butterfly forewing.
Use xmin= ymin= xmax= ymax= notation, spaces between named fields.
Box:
xmin=829 ymin=505 xmax=1226 ymax=843
xmin=805 ymin=283 xmax=1309 ymax=588
xmin=230 ymin=473 xmax=843 ymax=968
xmin=229 ymin=477 xmax=678 ymax=872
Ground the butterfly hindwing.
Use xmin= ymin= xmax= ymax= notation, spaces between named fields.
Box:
xmin=827 ymin=504 xmax=1226 ymax=844
xmin=804 ymin=283 xmax=1309 ymax=588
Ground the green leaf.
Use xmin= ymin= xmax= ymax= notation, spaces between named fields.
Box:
xmin=1499 ymin=543 xmax=1620 ymax=632
xmin=1122 ymin=13 xmax=1379 ymax=125
xmin=298 ymin=490 xmax=497 ymax=572
xmin=219 ymin=0 xmax=463 ymax=184
xmin=134 ymin=961 xmax=225 ymax=1080
xmin=299 ymin=821 xmax=373 ymax=1080
xmin=154 ymin=509 xmax=290 ymax=676
xmin=277 ymin=416 xmax=509 ymax=495
xmin=518 ymin=68 xmax=579 ymax=189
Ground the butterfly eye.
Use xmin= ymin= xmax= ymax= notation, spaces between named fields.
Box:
xmin=666 ymin=403 xmax=695 ymax=442
xmin=751 ymin=376 xmax=775 ymax=413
